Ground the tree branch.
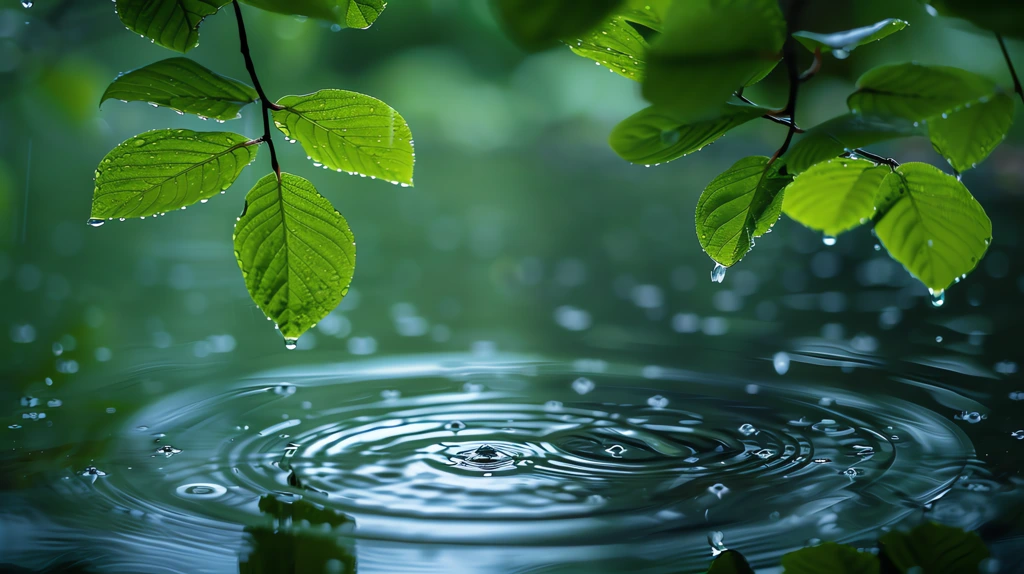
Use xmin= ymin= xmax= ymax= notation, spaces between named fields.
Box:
xmin=996 ymin=34 xmax=1024 ymax=106
xmin=766 ymin=36 xmax=801 ymax=168
xmin=232 ymin=0 xmax=281 ymax=178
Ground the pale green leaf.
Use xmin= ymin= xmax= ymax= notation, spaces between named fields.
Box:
xmin=494 ymin=0 xmax=623 ymax=52
xmin=115 ymin=0 xmax=229 ymax=53
xmin=783 ymin=113 xmax=924 ymax=174
xmin=568 ymin=16 xmax=648 ymax=81
xmin=781 ymin=543 xmax=880 ymax=574
xmin=696 ymin=156 xmax=790 ymax=267
xmin=793 ymin=19 xmax=908 ymax=55
xmin=643 ymin=0 xmax=786 ymax=117
xmin=91 ymin=129 xmax=257 ymax=220
xmin=234 ymin=173 xmax=356 ymax=343
xmin=272 ymin=90 xmax=415 ymax=186
xmin=874 ymin=163 xmax=992 ymax=292
xmin=927 ymin=92 xmax=1015 ymax=172
xmin=101 ymin=58 xmax=258 ymax=121
xmin=610 ymin=102 xmax=766 ymax=165
xmin=879 ymin=522 xmax=989 ymax=574
xmin=783 ymin=158 xmax=889 ymax=237
xmin=239 ymin=0 xmax=386 ymax=28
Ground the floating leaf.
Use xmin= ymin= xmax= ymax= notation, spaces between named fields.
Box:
xmin=793 ymin=19 xmax=907 ymax=55
xmin=696 ymin=156 xmax=790 ymax=267
xmin=874 ymin=163 xmax=991 ymax=292
xmin=568 ymin=16 xmax=648 ymax=81
xmin=91 ymin=129 xmax=257 ymax=220
xmin=115 ymin=0 xmax=230 ymax=53
xmin=707 ymin=550 xmax=755 ymax=574
xmin=272 ymin=90 xmax=415 ymax=186
xmin=494 ymin=0 xmax=623 ymax=52
xmin=781 ymin=543 xmax=880 ymax=574
xmin=234 ymin=173 xmax=356 ymax=343
xmin=610 ymin=102 xmax=766 ymax=165
xmin=783 ymin=158 xmax=889 ymax=237
xmin=100 ymin=58 xmax=258 ymax=121
xmin=920 ymin=0 xmax=1024 ymax=38
xmin=927 ymin=92 xmax=1015 ymax=172
xmin=879 ymin=522 xmax=989 ymax=574
xmin=783 ymin=113 xmax=924 ymax=174
xmin=643 ymin=0 xmax=786 ymax=117
xmin=239 ymin=0 xmax=386 ymax=28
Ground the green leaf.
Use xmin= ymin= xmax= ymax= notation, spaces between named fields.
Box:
xmin=568 ymin=16 xmax=648 ymax=81
xmin=618 ymin=0 xmax=671 ymax=31
xmin=879 ymin=522 xmax=989 ymax=574
xmin=927 ymin=92 xmax=1016 ymax=172
xmin=783 ymin=158 xmax=889 ymax=237
xmin=272 ymin=90 xmax=415 ymax=186
xmin=234 ymin=173 xmax=356 ymax=344
xmin=90 ymin=129 xmax=257 ymax=220
xmin=707 ymin=550 xmax=754 ymax=574
xmin=100 ymin=58 xmax=258 ymax=121
xmin=696 ymin=156 xmax=790 ymax=267
xmin=920 ymin=1 xmax=1024 ymax=38
xmin=874 ymin=163 xmax=992 ymax=292
xmin=783 ymin=113 xmax=925 ymax=174
xmin=793 ymin=19 xmax=908 ymax=55
xmin=610 ymin=102 xmax=766 ymax=165
xmin=643 ymin=0 xmax=786 ymax=117
xmin=494 ymin=0 xmax=623 ymax=52
xmin=239 ymin=0 xmax=386 ymax=28
xmin=115 ymin=0 xmax=230 ymax=53
xmin=781 ymin=543 xmax=880 ymax=574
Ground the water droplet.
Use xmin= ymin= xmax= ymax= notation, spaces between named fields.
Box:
xmin=832 ymin=48 xmax=850 ymax=60
xmin=930 ymin=291 xmax=945 ymax=307
xmin=711 ymin=263 xmax=727 ymax=283
xmin=772 ymin=352 xmax=790 ymax=375
xmin=605 ymin=444 xmax=626 ymax=457
xmin=822 ymin=235 xmax=837 ymax=246
xmin=444 ymin=420 xmax=466 ymax=431
xmin=571 ymin=377 xmax=595 ymax=395
xmin=738 ymin=423 xmax=758 ymax=436
xmin=21 ymin=0 xmax=33 ymax=7
xmin=646 ymin=395 xmax=668 ymax=408
xmin=284 ymin=338 xmax=298 ymax=350
xmin=86 ymin=218 xmax=105 ymax=227
xmin=936 ymin=335 xmax=943 ymax=343
xmin=754 ymin=448 xmax=775 ymax=460
xmin=155 ymin=445 xmax=181 ymax=457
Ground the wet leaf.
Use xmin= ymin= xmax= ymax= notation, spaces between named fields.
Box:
xmin=239 ymin=0 xmax=386 ymax=28
xmin=706 ymin=550 xmax=754 ymax=574
xmin=234 ymin=173 xmax=356 ymax=343
xmin=874 ymin=163 xmax=991 ymax=292
xmin=272 ymin=90 xmax=414 ymax=186
xmin=493 ymin=0 xmax=623 ymax=52
xmin=781 ymin=543 xmax=880 ymax=574
xmin=920 ymin=0 xmax=1024 ymax=38
xmin=783 ymin=158 xmax=889 ymax=237
xmin=927 ymin=92 xmax=1015 ymax=173
xmin=91 ymin=129 xmax=257 ymax=220
xmin=696 ymin=156 xmax=790 ymax=267
xmin=793 ymin=19 xmax=907 ymax=55
xmin=618 ymin=0 xmax=671 ymax=31
xmin=115 ymin=0 xmax=229 ymax=53
xmin=100 ymin=58 xmax=258 ymax=121
xmin=568 ymin=16 xmax=648 ymax=81
xmin=610 ymin=102 xmax=766 ymax=165
xmin=782 ymin=113 xmax=924 ymax=174
xmin=643 ymin=0 xmax=786 ymax=117
xmin=879 ymin=522 xmax=989 ymax=574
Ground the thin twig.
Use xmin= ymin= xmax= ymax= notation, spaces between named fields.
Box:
xmin=799 ymin=47 xmax=821 ymax=82
xmin=232 ymin=0 xmax=281 ymax=178
xmin=735 ymin=92 xmax=804 ymax=132
xmin=996 ymin=34 xmax=1024 ymax=106
xmin=766 ymin=36 xmax=801 ymax=169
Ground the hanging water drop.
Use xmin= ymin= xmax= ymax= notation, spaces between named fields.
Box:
xmin=283 ymin=338 xmax=298 ymax=350
xmin=822 ymin=235 xmax=837 ymax=246
xmin=86 ymin=218 xmax=105 ymax=227
xmin=22 ymin=0 xmax=33 ymax=7
xmin=710 ymin=263 xmax=727 ymax=283
xmin=929 ymin=290 xmax=945 ymax=307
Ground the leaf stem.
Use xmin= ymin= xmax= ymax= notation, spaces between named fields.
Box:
xmin=735 ymin=91 xmax=804 ymax=132
xmin=232 ymin=0 xmax=281 ymax=178
xmin=799 ymin=47 xmax=821 ymax=82
xmin=996 ymin=34 xmax=1024 ymax=106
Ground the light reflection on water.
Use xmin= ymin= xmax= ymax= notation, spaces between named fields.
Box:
xmin=3 ymin=354 xmax=1019 ymax=573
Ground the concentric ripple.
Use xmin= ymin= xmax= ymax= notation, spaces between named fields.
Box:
xmin=36 ymin=355 xmax=991 ymax=571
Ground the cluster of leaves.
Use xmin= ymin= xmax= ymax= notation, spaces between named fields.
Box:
xmin=91 ymin=0 xmax=411 ymax=347
xmin=495 ymin=0 xmax=1024 ymax=298
xmin=703 ymin=522 xmax=989 ymax=574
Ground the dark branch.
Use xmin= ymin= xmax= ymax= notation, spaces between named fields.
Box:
xmin=766 ymin=36 xmax=801 ymax=169
xmin=233 ymin=0 xmax=281 ymax=178
xmin=735 ymin=92 xmax=804 ymax=132
xmin=996 ymin=34 xmax=1024 ymax=106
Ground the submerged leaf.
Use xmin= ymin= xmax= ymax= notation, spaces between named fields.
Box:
xmin=239 ymin=0 xmax=386 ymax=28
xmin=91 ymin=129 xmax=257 ymax=219
xmin=781 ymin=543 xmax=880 ymax=574
xmin=874 ymin=163 xmax=991 ymax=291
xmin=115 ymin=0 xmax=230 ymax=53
xmin=568 ymin=16 xmax=648 ymax=81
xmin=879 ymin=522 xmax=989 ymax=574
xmin=783 ymin=158 xmax=889 ymax=237
xmin=610 ymin=103 xmax=766 ymax=165
xmin=782 ymin=113 xmax=924 ymax=174
xmin=494 ymin=0 xmax=623 ymax=52
xmin=272 ymin=90 xmax=414 ymax=186
xmin=793 ymin=19 xmax=907 ymax=54
xmin=101 ymin=58 xmax=258 ymax=121
xmin=696 ymin=156 xmax=790 ymax=267
xmin=234 ymin=173 xmax=356 ymax=342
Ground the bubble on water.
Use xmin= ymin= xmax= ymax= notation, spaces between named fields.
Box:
xmin=646 ymin=395 xmax=668 ymax=408
xmin=1011 ymin=430 xmax=1024 ymax=440
xmin=155 ymin=445 xmax=181 ymax=457
xmin=711 ymin=263 xmax=727 ymax=283
xmin=175 ymin=483 xmax=227 ymax=498
xmin=544 ymin=400 xmax=563 ymax=411
xmin=738 ymin=423 xmax=758 ymax=436
xmin=753 ymin=449 xmax=775 ymax=460
xmin=381 ymin=389 xmax=401 ymax=400
xmin=773 ymin=352 xmax=790 ymax=375
xmin=708 ymin=483 xmax=729 ymax=499
xmin=571 ymin=377 xmax=595 ymax=395
xmin=605 ymin=444 xmax=626 ymax=458
xmin=444 ymin=421 xmax=466 ymax=431
xmin=840 ymin=467 xmax=862 ymax=480
xmin=955 ymin=411 xmax=984 ymax=424
xmin=274 ymin=384 xmax=297 ymax=396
